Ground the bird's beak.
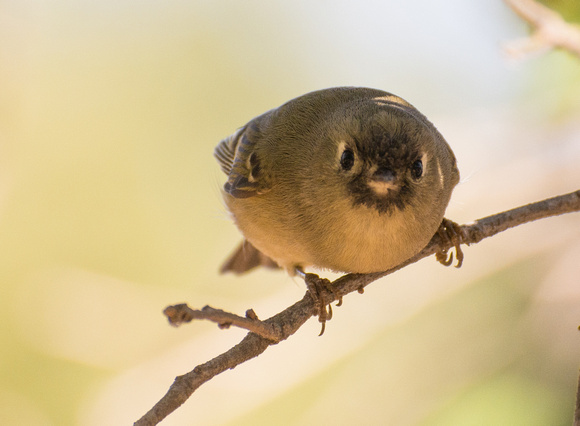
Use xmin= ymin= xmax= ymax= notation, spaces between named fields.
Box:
xmin=372 ymin=168 xmax=396 ymax=183
xmin=368 ymin=168 xmax=398 ymax=195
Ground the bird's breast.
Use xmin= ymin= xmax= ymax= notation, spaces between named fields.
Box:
xmin=225 ymin=189 xmax=436 ymax=274
xmin=312 ymin=201 xmax=430 ymax=273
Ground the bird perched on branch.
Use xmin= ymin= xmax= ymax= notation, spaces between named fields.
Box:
xmin=215 ymin=87 xmax=462 ymax=331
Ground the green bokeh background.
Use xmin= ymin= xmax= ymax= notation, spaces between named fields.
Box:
xmin=1 ymin=1 xmax=579 ymax=425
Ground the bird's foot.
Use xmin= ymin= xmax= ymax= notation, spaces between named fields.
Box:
xmin=435 ymin=218 xmax=466 ymax=268
xmin=299 ymin=272 xmax=342 ymax=336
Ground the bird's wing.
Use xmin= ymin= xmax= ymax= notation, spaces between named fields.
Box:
xmin=214 ymin=113 xmax=272 ymax=198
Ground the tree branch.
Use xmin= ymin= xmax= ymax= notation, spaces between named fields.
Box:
xmin=135 ymin=189 xmax=580 ymax=426
xmin=163 ymin=305 xmax=285 ymax=341
xmin=504 ymin=0 xmax=580 ymax=59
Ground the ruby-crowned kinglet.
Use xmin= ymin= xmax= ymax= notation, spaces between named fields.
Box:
xmin=215 ymin=87 xmax=459 ymax=275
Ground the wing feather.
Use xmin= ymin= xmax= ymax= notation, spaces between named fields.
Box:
xmin=214 ymin=114 xmax=273 ymax=198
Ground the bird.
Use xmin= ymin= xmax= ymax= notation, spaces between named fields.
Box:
xmin=215 ymin=87 xmax=462 ymax=331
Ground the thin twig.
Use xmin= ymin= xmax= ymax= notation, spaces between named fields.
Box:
xmin=164 ymin=305 xmax=284 ymax=341
xmin=504 ymin=0 xmax=580 ymax=59
xmin=135 ymin=189 xmax=580 ymax=426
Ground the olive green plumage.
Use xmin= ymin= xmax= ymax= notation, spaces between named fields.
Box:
xmin=216 ymin=87 xmax=459 ymax=274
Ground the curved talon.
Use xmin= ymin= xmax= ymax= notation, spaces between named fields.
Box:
xmin=436 ymin=250 xmax=454 ymax=267
xmin=301 ymin=272 xmax=341 ymax=335
xmin=455 ymin=245 xmax=464 ymax=268
xmin=436 ymin=218 xmax=465 ymax=268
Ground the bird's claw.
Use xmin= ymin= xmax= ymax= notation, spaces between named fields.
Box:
xmin=435 ymin=218 xmax=465 ymax=268
xmin=303 ymin=273 xmax=342 ymax=336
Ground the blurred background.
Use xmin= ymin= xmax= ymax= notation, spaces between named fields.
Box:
xmin=1 ymin=0 xmax=580 ymax=425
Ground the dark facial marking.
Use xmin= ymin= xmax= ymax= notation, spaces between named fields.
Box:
xmin=345 ymin=123 xmax=421 ymax=215
xmin=347 ymin=175 xmax=414 ymax=215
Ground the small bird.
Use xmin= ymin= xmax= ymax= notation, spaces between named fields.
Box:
xmin=215 ymin=87 xmax=461 ymax=329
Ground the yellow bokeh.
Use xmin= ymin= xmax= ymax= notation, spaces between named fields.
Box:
xmin=1 ymin=1 xmax=579 ymax=425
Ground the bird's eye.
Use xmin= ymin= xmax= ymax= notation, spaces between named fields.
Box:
xmin=340 ymin=149 xmax=355 ymax=171
xmin=410 ymin=159 xmax=423 ymax=180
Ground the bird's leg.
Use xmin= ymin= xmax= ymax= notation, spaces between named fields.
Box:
xmin=435 ymin=218 xmax=465 ymax=268
xmin=295 ymin=268 xmax=342 ymax=336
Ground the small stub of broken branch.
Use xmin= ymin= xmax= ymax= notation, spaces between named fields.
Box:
xmin=164 ymin=304 xmax=284 ymax=342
